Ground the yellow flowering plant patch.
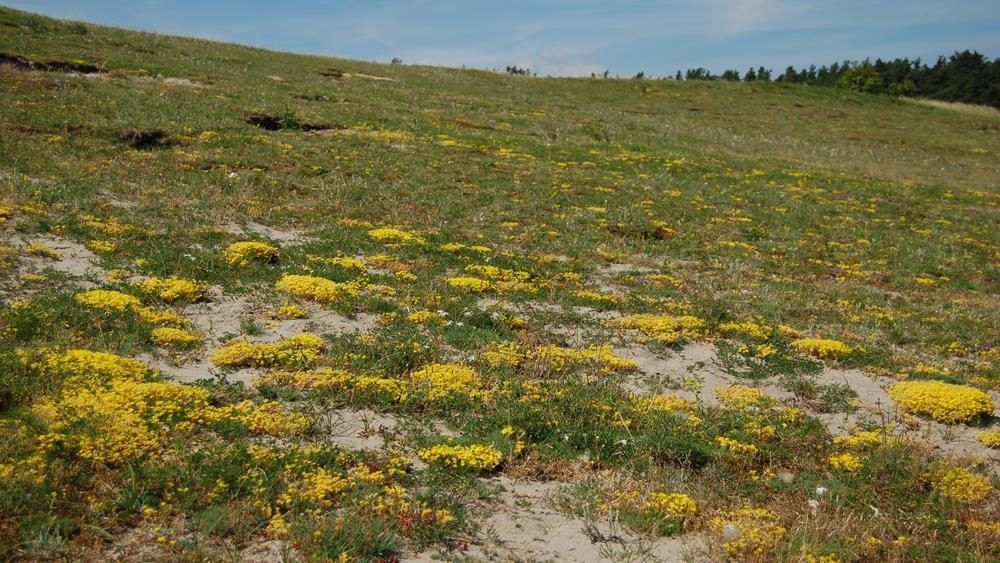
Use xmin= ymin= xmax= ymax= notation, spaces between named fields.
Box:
xmin=792 ymin=338 xmax=854 ymax=360
xmin=929 ymin=464 xmax=992 ymax=503
xmin=223 ymin=241 xmax=278 ymax=266
xmin=367 ymin=227 xmax=426 ymax=245
xmin=209 ymin=333 xmax=325 ymax=368
xmin=976 ymin=430 xmax=1000 ymax=448
xmin=644 ymin=492 xmax=698 ymax=517
xmin=888 ymin=380 xmax=994 ymax=424
xmin=410 ymin=363 xmax=481 ymax=400
xmin=446 ymin=276 xmax=492 ymax=292
xmin=136 ymin=276 xmax=208 ymax=303
xmin=275 ymin=274 xmax=359 ymax=303
xmin=150 ymin=326 xmax=199 ymax=347
xmin=828 ymin=452 xmax=864 ymax=472
xmin=609 ymin=314 xmax=705 ymax=344
xmin=417 ymin=443 xmax=503 ymax=472
xmin=710 ymin=506 xmax=786 ymax=560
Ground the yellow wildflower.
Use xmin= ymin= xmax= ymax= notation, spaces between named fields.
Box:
xmin=644 ymin=492 xmax=698 ymax=516
xmin=209 ymin=334 xmax=325 ymax=368
xmin=150 ymin=327 xmax=199 ymax=347
xmin=888 ymin=381 xmax=994 ymax=424
xmin=976 ymin=430 xmax=1000 ymax=448
xmin=929 ymin=465 xmax=992 ymax=503
xmin=828 ymin=452 xmax=864 ymax=472
xmin=275 ymin=274 xmax=358 ymax=303
xmin=609 ymin=314 xmax=705 ymax=344
xmin=417 ymin=443 xmax=503 ymax=471
xmin=411 ymin=363 xmax=480 ymax=399
xmin=136 ymin=277 xmax=208 ymax=303
xmin=446 ymin=276 xmax=492 ymax=292
xmin=223 ymin=241 xmax=278 ymax=266
xmin=367 ymin=227 xmax=425 ymax=245
xmin=792 ymin=338 xmax=853 ymax=360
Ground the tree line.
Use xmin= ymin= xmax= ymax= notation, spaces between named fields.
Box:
xmin=669 ymin=51 xmax=1000 ymax=108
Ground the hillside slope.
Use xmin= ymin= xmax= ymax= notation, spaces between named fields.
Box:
xmin=1 ymin=6 xmax=998 ymax=562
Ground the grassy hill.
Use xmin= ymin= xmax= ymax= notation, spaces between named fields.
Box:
xmin=1 ymin=6 xmax=998 ymax=562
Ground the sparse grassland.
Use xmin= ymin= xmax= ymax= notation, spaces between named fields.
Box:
xmin=0 ymin=6 xmax=998 ymax=562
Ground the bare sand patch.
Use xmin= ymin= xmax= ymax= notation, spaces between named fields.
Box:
xmin=19 ymin=234 xmax=105 ymax=282
xmin=417 ymin=475 xmax=701 ymax=562
xmin=224 ymin=221 xmax=315 ymax=244
xmin=615 ymin=341 xmax=790 ymax=403
xmin=327 ymin=408 xmax=398 ymax=451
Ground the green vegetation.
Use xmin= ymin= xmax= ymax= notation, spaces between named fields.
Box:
xmin=0 ymin=6 xmax=997 ymax=562
xmin=682 ymin=50 xmax=1000 ymax=108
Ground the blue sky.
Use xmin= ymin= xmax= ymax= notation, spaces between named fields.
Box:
xmin=7 ymin=1 xmax=1000 ymax=76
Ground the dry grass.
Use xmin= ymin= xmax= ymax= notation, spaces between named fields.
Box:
xmin=906 ymin=97 xmax=1000 ymax=119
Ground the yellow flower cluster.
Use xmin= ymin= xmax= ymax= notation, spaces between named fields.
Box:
xmin=976 ymin=430 xmax=1000 ymax=448
xmin=644 ymin=492 xmax=698 ymax=516
xmin=719 ymin=321 xmax=773 ymax=340
xmin=929 ymin=465 xmax=992 ymax=503
xmin=481 ymin=342 xmax=637 ymax=374
xmin=355 ymin=482 xmax=457 ymax=529
xmin=275 ymin=274 xmax=358 ymax=303
xmin=409 ymin=310 xmax=446 ymax=325
xmin=31 ymin=347 xmax=314 ymax=465
xmin=609 ymin=314 xmax=705 ymax=344
xmin=81 ymin=214 xmax=134 ymax=236
xmin=636 ymin=394 xmax=694 ymax=414
xmin=439 ymin=242 xmax=491 ymax=254
xmin=75 ymin=289 xmax=142 ymax=313
xmin=295 ymin=467 xmax=353 ymax=507
xmin=828 ymin=452 xmax=864 ymax=472
xmin=792 ymin=338 xmax=853 ymax=359
xmin=459 ymin=264 xmax=542 ymax=293
xmin=643 ymin=273 xmax=682 ymax=288
xmin=464 ymin=264 xmax=529 ymax=282
xmin=151 ymin=327 xmax=199 ymax=347
xmin=88 ymin=240 xmax=117 ymax=253
xmin=354 ymin=375 xmax=410 ymax=401
xmin=716 ymin=436 xmax=759 ymax=456
xmin=44 ymin=349 xmax=151 ymax=387
xmin=417 ymin=443 xmax=503 ymax=471
xmin=274 ymin=303 xmax=308 ymax=319
xmin=34 ymin=379 xmax=211 ymax=464
xmin=715 ymin=385 xmax=771 ymax=409
xmin=888 ymin=381 xmax=994 ymax=424
xmin=480 ymin=341 xmax=523 ymax=367
xmin=411 ymin=363 xmax=480 ymax=399
xmin=260 ymin=368 xmax=409 ymax=401
xmin=573 ymin=290 xmax=623 ymax=304
xmin=740 ymin=343 xmax=778 ymax=358
xmin=532 ymin=344 xmax=637 ymax=373
xmin=196 ymin=400 xmax=311 ymax=437
xmin=833 ymin=430 xmax=884 ymax=450
xmin=367 ymin=227 xmax=426 ymax=245
xmin=223 ymin=241 xmax=278 ymax=266
xmin=136 ymin=277 xmax=208 ymax=303
xmin=446 ymin=276 xmax=492 ymax=292
xmin=967 ymin=520 xmax=1000 ymax=537
xmin=209 ymin=334 xmax=325 ymax=368
xmin=710 ymin=507 xmax=786 ymax=559
xmin=26 ymin=242 xmax=60 ymax=259
xmin=136 ymin=307 xmax=188 ymax=326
